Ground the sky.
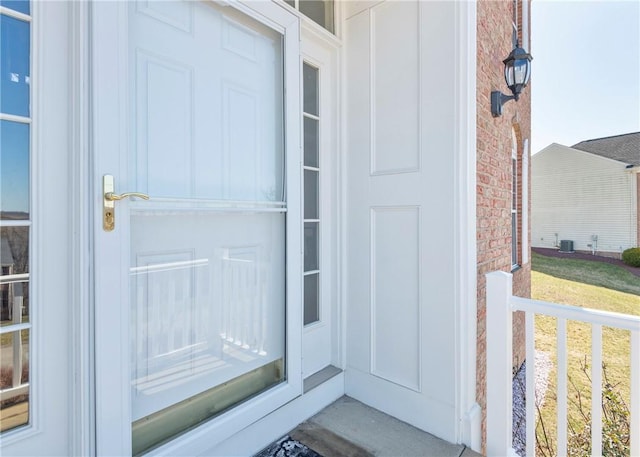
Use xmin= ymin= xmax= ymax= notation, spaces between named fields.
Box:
xmin=531 ymin=0 xmax=640 ymax=154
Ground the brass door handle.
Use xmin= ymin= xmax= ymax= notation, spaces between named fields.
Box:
xmin=103 ymin=174 xmax=150 ymax=231
xmin=105 ymin=191 xmax=150 ymax=201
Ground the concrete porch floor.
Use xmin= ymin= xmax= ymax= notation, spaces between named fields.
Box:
xmin=278 ymin=396 xmax=482 ymax=457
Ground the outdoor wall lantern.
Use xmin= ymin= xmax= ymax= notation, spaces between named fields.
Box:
xmin=491 ymin=41 xmax=533 ymax=117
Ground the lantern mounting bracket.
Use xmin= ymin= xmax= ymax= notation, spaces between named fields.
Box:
xmin=491 ymin=91 xmax=516 ymax=117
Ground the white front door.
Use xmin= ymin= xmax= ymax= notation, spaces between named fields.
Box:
xmin=92 ymin=2 xmax=301 ymax=455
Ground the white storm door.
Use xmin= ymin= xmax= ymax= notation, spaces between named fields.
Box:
xmin=92 ymin=2 xmax=301 ymax=455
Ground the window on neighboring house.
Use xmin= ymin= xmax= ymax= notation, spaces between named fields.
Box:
xmin=285 ymin=0 xmax=334 ymax=34
xmin=512 ymin=131 xmax=519 ymax=269
xmin=0 ymin=0 xmax=32 ymax=434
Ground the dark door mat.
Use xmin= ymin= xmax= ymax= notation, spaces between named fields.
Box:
xmin=254 ymin=435 xmax=323 ymax=457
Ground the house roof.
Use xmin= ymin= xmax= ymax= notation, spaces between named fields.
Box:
xmin=571 ymin=132 xmax=640 ymax=167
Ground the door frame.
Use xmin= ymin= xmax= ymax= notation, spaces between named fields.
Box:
xmin=90 ymin=2 xmax=301 ymax=455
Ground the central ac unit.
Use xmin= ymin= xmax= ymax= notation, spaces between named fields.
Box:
xmin=560 ymin=240 xmax=574 ymax=253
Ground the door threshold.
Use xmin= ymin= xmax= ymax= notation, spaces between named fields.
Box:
xmin=303 ymin=365 xmax=342 ymax=393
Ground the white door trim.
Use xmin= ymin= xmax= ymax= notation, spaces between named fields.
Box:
xmin=68 ymin=1 xmax=94 ymax=455
xmin=453 ymin=0 xmax=480 ymax=452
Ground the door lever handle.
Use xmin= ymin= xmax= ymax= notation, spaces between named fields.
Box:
xmin=105 ymin=191 xmax=150 ymax=201
xmin=103 ymin=174 xmax=150 ymax=232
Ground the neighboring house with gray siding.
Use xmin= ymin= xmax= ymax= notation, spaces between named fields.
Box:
xmin=532 ymin=132 xmax=640 ymax=258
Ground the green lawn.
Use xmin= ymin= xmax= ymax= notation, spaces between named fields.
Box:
xmin=531 ymin=252 xmax=640 ymax=455
xmin=532 ymin=252 xmax=640 ymax=296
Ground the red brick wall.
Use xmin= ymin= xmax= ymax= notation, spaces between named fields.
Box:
xmin=476 ymin=0 xmax=531 ymax=451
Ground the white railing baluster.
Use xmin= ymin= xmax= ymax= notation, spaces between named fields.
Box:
xmin=557 ymin=318 xmax=568 ymax=457
xmin=631 ymin=329 xmax=640 ymax=457
xmin=591 ymin=324 xmax=602 ymax=457
xmin=526 ymin=311 xmax=536 ymax=457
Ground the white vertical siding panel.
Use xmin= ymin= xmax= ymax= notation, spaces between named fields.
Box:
xmin=532 ymin=144 xmax=636 ymax=256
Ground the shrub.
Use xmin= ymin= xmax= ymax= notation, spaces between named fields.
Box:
xmin=621 ymin=247 xmax=640 ymax=267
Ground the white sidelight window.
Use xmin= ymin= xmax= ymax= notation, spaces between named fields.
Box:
xmin=0 ymin=0 xmax=32 ymax=434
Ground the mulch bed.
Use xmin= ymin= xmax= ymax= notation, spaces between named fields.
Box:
xmin=533 ymin=247 xmax=640 ymax=278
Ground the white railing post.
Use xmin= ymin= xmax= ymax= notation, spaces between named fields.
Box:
xmin=486 ymin=271 xmax=517 ymax=457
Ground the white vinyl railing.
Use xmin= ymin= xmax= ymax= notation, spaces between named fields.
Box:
xmin=486 ymin=271 xmax=640 ymax=457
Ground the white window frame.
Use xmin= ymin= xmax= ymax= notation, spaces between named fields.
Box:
xmin=512 ymin=131 xmax=519 ymax=270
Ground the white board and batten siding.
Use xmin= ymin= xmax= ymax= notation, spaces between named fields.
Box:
xmin=344 ymin=0 xmax=461 ymax=443
xmin=532 ymin=143 xmax=638 ymax=255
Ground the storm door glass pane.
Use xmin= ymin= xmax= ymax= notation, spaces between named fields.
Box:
xmin=1 ymin=120 xmax=30 ymax=218
xmin=129 ymin=4 xmax=283 ymax=203
xmin=128 ymin=2 xmax=285 ymax=454
xmin=0 ymin=14 xmax=30 ymax=117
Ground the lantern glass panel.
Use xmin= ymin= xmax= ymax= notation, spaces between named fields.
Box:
xmin=513 ymin=60 xmax=528 ymax=85
xmin=504 ymin=63 xmax=515 ymax=87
